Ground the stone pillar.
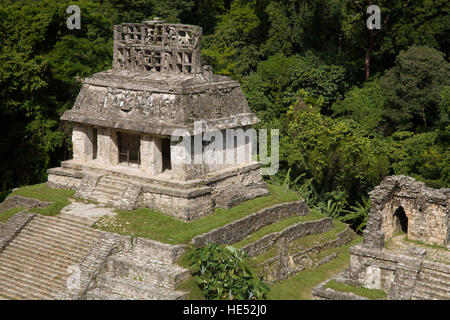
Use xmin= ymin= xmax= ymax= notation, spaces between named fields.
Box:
xmin=72 ymin=124 xmax=94 ymax=162
xmin=170 ymin=135 xmax=191 ymax=180
xmin=140 ymin=135 xmax=163 ymax=175
xmin=97 ymin=128 xmax=119 ymax=166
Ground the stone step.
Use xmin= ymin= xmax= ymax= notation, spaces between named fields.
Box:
xmin=37 ymin=215 xmax=98 ymax=233
xmin=39 ymin=214 xmax=90 ymax=227
xmin=0 ymin=258 xmax=67 ymax=286
xmin=95 ymin=182 xmax=126 ymax=194
xmin=101 ymin=176 xmax=131 ymax=185
xmin=91 ymin=195 xmax=121 ymax=207
xmin=0 ymin=279 xmax=40 ymax=300
xmin=419 ymin=273 xmax=450 ymax=291
xmin=108 ymin=253 xmax=190 ymax=289
xmin=96 ymin=273 xmax=188 ymax=300
xmin=0 ymin=214 xmax=101 ymax=300
xmin=0 ymin=272 xmax=56 ymax=300
xmin=415 ymin=280 xmax=450 ymax=297
xmin=422 ymin=268 xmax=450 ymax=283
xmin=0 ymin=267 xmax=63 ymax=296
xmin=86 ymin=288 xmax=132 ymax=300
xmin=8 ymin=231 xmax=92 ymax=258
xmin=412 ymin=283 xmax=450 ymax=300
xmin=92 ymin=191 xmax=121 ymax=203
xmin=5 ymin=241 xmax=88 ymax=265
xmin=19 ymin=223 xmax=100 ymax=246
xmin=0 ymin=288 xmax=24 ymax=300
xmin=0 ymin=251 xmax=77 ymax=277
xmin=21 ymin=221 xmax=100 ymax=245
xmin=29 ymin=219 xmax=94 ymax=238
xmin=57 ymin=213 xmax=93 ymax=225
xmin=0 ymin=248 xmax=80 ymax=273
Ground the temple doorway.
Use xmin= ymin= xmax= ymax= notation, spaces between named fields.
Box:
xmin=92 ymin=128 xmax=98 ymax=160
xmin=393 ymin=206 xmax=408 ymax=234
xmin=162 ymin=138 xmax=171 ymax=171
xmin=118 ymin=132 xmax=140 ymax=166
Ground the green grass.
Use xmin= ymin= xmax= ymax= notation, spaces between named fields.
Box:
xmin=9 ymin=183 xmax=75 ymax=216
xmin=288 ymin=219 xmax=348 ymax=249
xmin=245 ymin=219 xmax=349 ymax=267
xmin=234 ymin=210 xmax=327 ymax=248
xmin=0 ymin=207 xmax=26 ymax=223
xmin=177 ymin=235 xmax=363 ymax=300
xmin=323 ymin=279 xmax=387 ymax=300
xmin=266 ymin=236 xmax=362 ymax=300
xmin=93 ymin=184 xmax=301 ymax=244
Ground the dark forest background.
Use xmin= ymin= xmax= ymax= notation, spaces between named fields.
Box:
xmin=0 ymin=0 xmax=449 ymax=227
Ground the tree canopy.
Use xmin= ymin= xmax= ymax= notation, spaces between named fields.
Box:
xmin=0 ymin=0 xmax=449 ymax=205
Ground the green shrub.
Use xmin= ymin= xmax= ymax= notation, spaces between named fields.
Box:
xmin=189 ymin=243 xmax=269 ymax=300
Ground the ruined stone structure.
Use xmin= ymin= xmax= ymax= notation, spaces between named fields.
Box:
xmin=0 ymin=210 xmax=190 ymax=300
xmin=313 ymin=175 xmax=450 ymax=300
xmin=47 ymin=20 xmax=268 ymax=221
xmin=364 ymin=175 xmax=449 ymax=247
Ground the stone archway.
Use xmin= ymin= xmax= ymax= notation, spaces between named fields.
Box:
xmin=393 ymin=206 xmax=408 ymax=235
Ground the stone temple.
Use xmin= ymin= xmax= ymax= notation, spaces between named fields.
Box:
xmin=47 ymin=20 xmax=268 ymax=221
xmin=313 ymin=175 xmax=450 ymax=300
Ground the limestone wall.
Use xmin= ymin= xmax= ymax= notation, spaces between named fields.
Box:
xmin=139 ymin=189 xmax=213 ymax=221
xmin=241 ymin=218 xmax=334 ymax=257
xmin=349 ymin=244 xmax=399 ymax=292
xmin=191 ymin=201 xmax=309 ymax=247
xmin=47 ymin=168 xmax=82 ymax=190
xmin=207 ymin=163 xmax=266 ymax=209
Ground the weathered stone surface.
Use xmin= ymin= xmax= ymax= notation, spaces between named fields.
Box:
xmin=366 ymin=175 xmax=449 ymax=246
xmin=0 ymin=195 xmax=51 ymax=214
xmin=241 ymin=218 xmax=334 ymax=257
xmin=312 ymin=275 xmax=369 ymax=300
xmin=0 ymin=214 xmax=103 ymax=300
xmin=0 ymin=212 xmax=35 ymax=253
xmin=191 ymin=201 xmax=310 ymax=247
xmin=317 ymin=175 xmax=450 ymax=300
xmin=48 ymin=20 xmax=267 ymax=220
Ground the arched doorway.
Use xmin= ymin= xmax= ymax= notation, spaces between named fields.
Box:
xmin=393 ymin=206 xmax=408 ymax=234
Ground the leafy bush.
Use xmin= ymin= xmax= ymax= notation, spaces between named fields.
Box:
xmin=338 ymin=196 xmax=371 ymax=233
xmin=189 ymin=243 xmax=269 ymax=300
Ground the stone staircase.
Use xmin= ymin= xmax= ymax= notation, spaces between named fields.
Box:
xmin=86 ymin=252 xmax=189 ymax=300
xmin=412 ymin=267 xmax=450 ymax=300
xmin=91 ymin=175 xmax=128 ymax=207
xmin=80 ymin=174 xmax=141 ymax=211
xmin=0 ymin=214 xmax=102 ymax=300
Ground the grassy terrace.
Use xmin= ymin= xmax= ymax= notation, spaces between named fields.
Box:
xmin=323 ymin=279 xmax=387 ymax=300
xmin=178 ymin=232 xmax=363 ymax=300
xmin=2 ymin=183 xmax=300 ymax=244
xmin=266 ymin=236 xmax=362 ymax=299
xmin=0 ymin=207 xmax=26 ymax=223
xmin=7 ymin=183 xmax=75 ymax=216
xmin=234 ymin=210 xmax=327 ymax=248
xmin=94 ymin=184 xmax=301 ymax=244
xmin=245 ymin=219 xmax=348 ymax=267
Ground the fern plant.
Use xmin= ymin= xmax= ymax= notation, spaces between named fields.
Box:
xmin=338 ymin=196 xmax=371 ymax=232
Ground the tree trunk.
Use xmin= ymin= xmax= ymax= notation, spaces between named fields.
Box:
xmin=365 ymin=31 xmax=376 ymax=80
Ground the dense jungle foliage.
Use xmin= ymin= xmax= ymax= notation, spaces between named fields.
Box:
xmin=0 ymin=0 xmax=449 ymax=230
